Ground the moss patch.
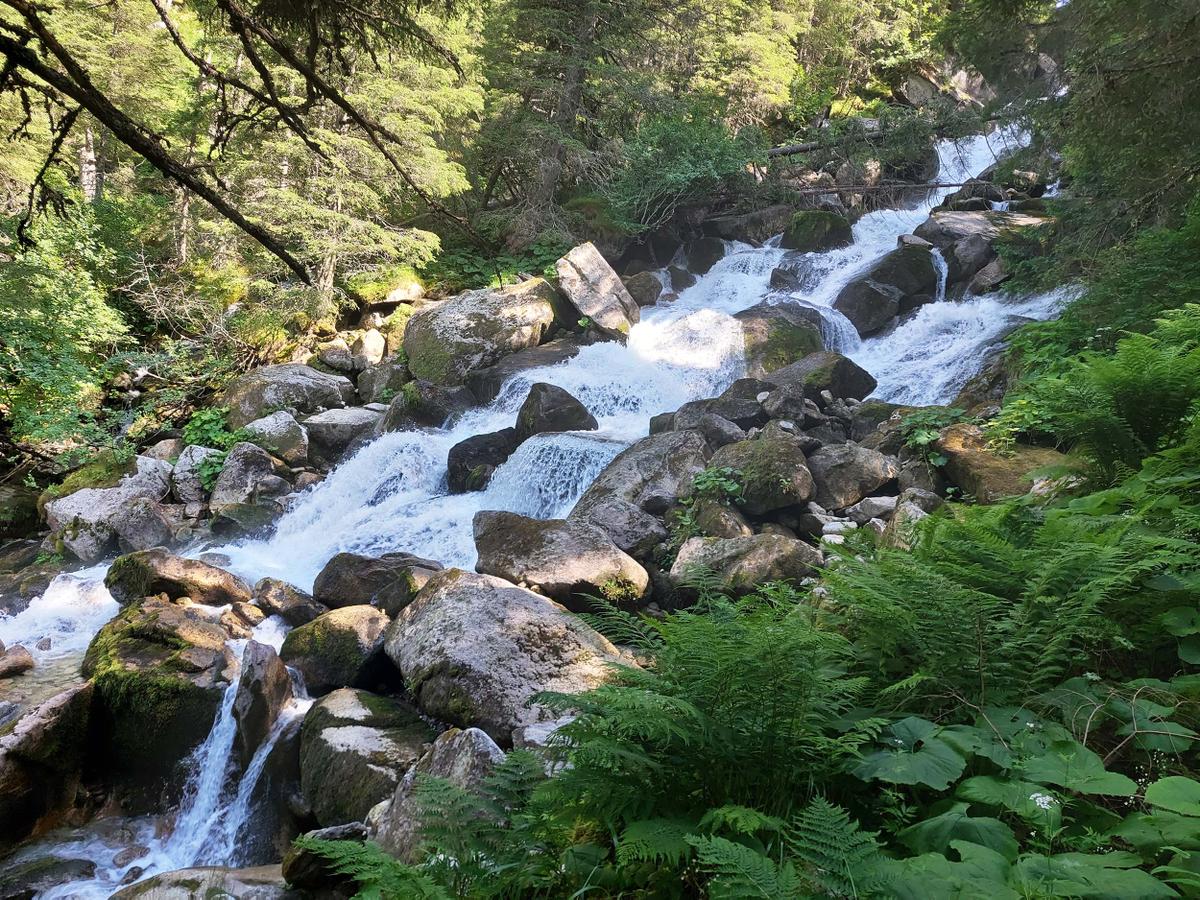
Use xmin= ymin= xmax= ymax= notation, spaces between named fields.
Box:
xmin=780 ymin=210 xmax=853 ymax=252
xmin=758 ymin=322 xmax=822 ymax=374
xmin=37 ymin=450 xmax=135 ymax=515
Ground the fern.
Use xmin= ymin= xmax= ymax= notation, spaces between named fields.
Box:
xmin=289 ymin=837 xmax=451 ymax=899
xmin=785 ymin=798 xmax=887 ymax=898
xmin=616 ymin=818 xmax=694 ymax=866
xmin=577 ymin=595 xmax=664 ymax=651
xmin=688 ymin=835 xmax=804 ymax=899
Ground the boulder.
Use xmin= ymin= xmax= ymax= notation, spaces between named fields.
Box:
xmin=302 ymin=407 xmax=382 ymax=467
xmin=465 ymin=338 xmax=583 ymax=404
xmin=685 ymin=237 xmax=726 ymax=275
xmin=172 ymin=445 xmax=222 ymax=504
xmin=913 ymin=210 xmax=1049 ymax=249
xmin=44 ymin=456 xmax=173 ymax=563
xmin=0 ymin=484 xmax=38 ymax=539
xmin=780 ymin=210 xmax=853 ymax=252
xmin=555 ymin=243 xmax=640 ymax=340
xmin=242 ymin=411 xmax=309 ymax=467
xmin=844 ymin=495 xmax=898 ymax=524
xmin=109 ymin=864 xmax=297 ymax=899
xmin=316 ymin=337 xmax=354 ymax=372
xmin=253 ymin=578 xmax=327 ymax=627
xmin=945 ymin=233 xmax=997 ymax=288
xmin=222 ymin=364 xmax=356 ymax=429
xmin=210 ymin=442 xmax=289 ymax=513
xmin=939 ymin=179 xmax=1006 ymax=209
xmin=806 ymin=444 xmax=899 ymax=510
xmin=968 ymin=257 xmax=1010 ymax=295
xmin=570 ymin=430 xmax=710 ymax=556
xmin=299 ymin=688 xmax=433 ymax=826
xmin=312 ymin=552 xmax=443 ymax=612
xmin=515 ymin=383 xmax=598 ymax=442
xmin=279 ymin=605 xmax=390 ymax=695
xmin=447 ymin=428 xmax=520 ymax=493
xmin=473 ymin=510 xmax=649 ymax=607
xmin=368 ymin=727 xmax=504 ymax=862
xmin=670 ymin=535 xmax=823 ymax=596
xmin=384 ymin=569 xmax=622 ymax=743
xmin=0 ymin=683 xmax=94 ymax=851
xmin=709 ymin=432 xmax=814 ymax=516
xmin=834 ymin=246 xmax=937 ymax=336
xmin=0 ymin=644 xmax=34 ymax=678
xmin=881 ymin=488 xmax=943 ymax=550
xmin=690 ymin=498 xmax=754 ymax=539
xmin=0 ymin=855 xmax=97 ymax=897
xmin=668 ymin=265 xmax=696 ymax=291
xmin=403 ymin=278 xmax=561 ymax=385
xmin=111 ymin=496 xmax=176 ymax=553
xmin=105 ymin=548 xmax=252 ymax=606
xmin=233 ymin=641 xmax=293 ymax=767
xmin=82 ymin=597 xmax=232 ymax=806
xmin=733 ymin=302 xmax=824 ymax=379
xmin=377 ymin=380 xmax=475 ymax=431
xmin=766 ymin=352 xmax=877 ymax=404
xmin=356 ymin=356 xmax=411 ymax=405
xmin=623 ymin=271 xmax=663 ymax=307
xmin=935 ymin=423 xmax=1071 ymax=503
xmin=350 ymin=329 xmax=386 ymax=370
xmin=703 ymin=204 xmax=794 ymax=245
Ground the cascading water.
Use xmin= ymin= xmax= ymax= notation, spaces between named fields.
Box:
xmin=3 ymin=125 xmax=1076 ymax=894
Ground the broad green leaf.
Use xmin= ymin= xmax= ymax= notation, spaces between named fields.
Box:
xmin=1019 ymin=740 xmax=1138 ymax=797
xmin=899 ymin=803 xmax=1020 ymax=862
xmin=1163 ymin=607 xmax=1200 ymax=636
xmin=1111 ymin=810 xmax=1200 ymax=853
xmin=956 ymin=776 xmax=1064 ymax=830
xmin=888 ymin=844 xmax=1020 ymax=900
xmin=1146 ymin=776 xmax=1200 ymax=817
xmin=1014 ymin=853 xmax=1175 ymax=899
xmin=852 ymin=717 xmax=966 ymax=790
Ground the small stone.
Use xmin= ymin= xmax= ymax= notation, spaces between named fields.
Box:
xmin=36 ymin=637 xmax=51 ymax=651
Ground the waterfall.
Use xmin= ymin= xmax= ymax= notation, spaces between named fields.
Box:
xmin=931 ymin=248 xmax=949 ymax=303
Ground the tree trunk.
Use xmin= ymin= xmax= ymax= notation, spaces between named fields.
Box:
xmin=78 ymin=123 xmax=101 ymax=203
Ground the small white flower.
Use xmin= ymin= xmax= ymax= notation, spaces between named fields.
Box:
xmin=1083 ymin=671 xmax=1101 ymax=682
xmin=1029 ymin=792 xmax=1057 ymax=810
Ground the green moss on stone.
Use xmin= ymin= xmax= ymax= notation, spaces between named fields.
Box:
xmin=37 ymin=450 xmax=136 ymax=514
xmin=759 ymin=322 xmax=822 ymax=374
xmin=781 ymin=210 xmax=853 ymax=253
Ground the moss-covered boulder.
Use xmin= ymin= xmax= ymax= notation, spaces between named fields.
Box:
xmin=403 ymin=278 xmax=561 ymax=385
xmin=806 ymin=443 xmax=900 ymax=511
xmin=82 ymin=596 xmax=232 ymax=808
xmin=670 ymin=534 xmax=823 ymax=597
xmin=780 ymin=210 xmax=853 ymax=252
xmin=299 ymin=688 xmax=434 ymax=826
xmin=0 ymin=485 xmax=39 ymax=540
xmin=279 ymin=605 xmax=390 ymax=696
xmin=105 ymin=549 xmax=252 ymax=607
xmin=733 ymin=301 xmax=824 ymax=379
xmin=709 ymin=428 xmax=815 ymax=516
xmin=935 ymin=423 xmax=1073 ymax=503
xmin=222 ymin=363 xmax=357 ymax=429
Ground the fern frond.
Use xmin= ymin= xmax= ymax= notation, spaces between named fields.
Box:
xmin=688 ymin=834 xmax=802 ymax=899
xmin=785 ymin=798 xmax=886 ymax=898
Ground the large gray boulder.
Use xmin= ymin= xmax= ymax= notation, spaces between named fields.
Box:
xmin=703 ymin=204 xmax=794 ymax=244
xmin=312 ymin=552 xmax=442 ymax=614
xmin=945 ymin=233 xmax=997 ymax=288
xmin=555 ymin=243 xmax=640 ymax=340
xmin=913 ymin=209 xmax=1049 ymax=249
xmin=806 ymin=444 xmax=899 ymax=510
xmin=109 ymin=865 xmax=297 ymax=899
xmin=709 ymin=430 xmax=814 ymax=516
xmin=44 ymin=456 xmax=172 ymax=562
xmin=833 ymin=246 xmax=938 ymax=336
xmin=302 ymin=407 xmax=382 ymax=467
xmin=447 ymin=428 xmax=520 ymax=493
xmin=377 ymin=380 xmax=475 ymax=431
xmin=384 ymin=569 xmax=623 ymax=744
xmin=515 ymin=383 xmax=598 ymax=442
xmin=351 ymin=329 xmax=386 ymax=370
xmin=105 ymin=548 xmax=252 ymax=606
xmin=299 ymin=688 xmax=433 ymax=827
xmin=402 ymin=278 xmax=561 ymax=385
xmin=569 ymin=430 xmax=710 ymax=556
xmin=780 ymin=210 xmax=853 ymax=252
xmin=280 ymin=606 xmax=390 ymax=696
xmin=254 ymin=578 xmax=327 ymax=627
xmin=670 ymin=534 xmax=823 ymax=596
xmin=356 ymin=356 xmax=410 ymax=404
xmin=222 ymin=364 xmax=356 ymax=429
xmin=242 ymin=411 xmax=309 ymax=467
xmin=473 ymin=510 xmax=649 ymax=607
xmin=766 ymin=352 xmax=877 ymax=404
xmin=111 ymin=496 xmax=177 ymax=553
xmin=733 ymin=302 xmax=824 ymax=379
xmin=172 ymin=445 xmax=222 ymax=504
xmin=368 ymin=727 xmax=504 ymax=862
xmin=210 ymin=443 xmax=290 ymax=514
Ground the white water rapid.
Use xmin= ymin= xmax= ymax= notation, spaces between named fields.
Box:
xmin=2 ymin=125 xmax=1074 ymax=894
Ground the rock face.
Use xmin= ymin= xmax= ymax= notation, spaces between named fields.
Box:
xmin=780 ymin=210 xmax=853 ymax=252
xmin=570 ymin=430 xmax=710 ymax=556
xmin=302 ymin=407 xmax=382 ymax=467
xmin=555 ymin=243 xmax=640 ymax=340
xmin=44 ymin=456 xmax=172 ymax=563
xmin=767 ymin=352 xmax=877 ymax=403
xmin=233 ymin=641 xmax=293 ymax=767
xmin=0 ymin=683 xmax=93 ymax=851
xmin=671 ymin=535 xmax=823 ymax=596
xmin=82 ymin=596 xmax=232 ymax=806
xmin=299 ymin=688 xmax=433 ymax=826
xmin=105 ymin=549 xmax=252 ymax=606
xmin=704 ymin=204 xmax=794 ymax=245
xmin=403 ymin=278 xmax=561 ymax=385
xmin=378 ymin=380 xmax=475 ymax=431
xmin=356 ymin=356 xmax=411 ymax=404
xmin=109 ymin=864 xmax=298 ymax=899
xmin=243 ymin=411 xmax=310 ymax=467
xmin=254 ymin=578 xmax=327 ymax=627
xmin=913 ymin=210 xmax=1049 ymax=249
xmin=834 ymin=246 xmax=937 ymax=336
xmin=384 ymin=569 xmax=623 ymax=744
xmin=111 ymin=497 xmax=176 ymax=553
xmin=465 ymin=338 xmax=582 ymax=404
xmin=279 ymin=605 xmax=390 ymax=695
xmin=447 ymin=428 xmax=520 ymax=492
xmin=734 ymin=302 xmax=824 ymax=379
xmin=368 ymin=726 xmax=504 ymax=862
xmin=685 ymin=236 xmax=726 ymax=275
xmin=222 ymin=364 xmax=356 ymax=429
xmin=515 ymin=383 xmax=598 ymax=442
xmin=709 ymin=431 xmax=814 ymax=515
xmin=312 ymin=552 xmax=443 ymax=612
xmin=210 ymin=443 xmax=289 ymax=514
xmin=806 ymin=444 xmax=899 ymax=510
xmin=935 ymin=423 xmax=1070 ymax=503
xmin=473 ymin=511 xmax=649 ymax=607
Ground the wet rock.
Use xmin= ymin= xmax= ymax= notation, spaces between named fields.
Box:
xmin=105 ymin=548 xmax=252 ymax=606
xmin=703 ymin=204 xmax=794 ymax=245
xmin=913 ymin=209 xmax=1050 ymax=249
xmin=171 ymin=445 xmax=221 ymax=504
xmin=623 ymin=270 xmax=663 ymax=307
xmin=108 ymin=864 xmax=298 ymax=899
xmin=473 ymin=510 xmax=649 ymax=607
xmin=0 ymin=540 xmax=40 ymax=575
xmin=254 ymin=578 xmax=326 ymax=627
xmin=850 ymin=400 xmax=903 ymax=442
xmin=781 ymin=209 xmax=853 ymax=252
xmin=44 ymin=457 xmax=173 ymax=563
xmin=403 ymin=278 xmax=561 ymax=385
xmin=0 ymin=485 xmax=38 ymax=540
xmin=671 ymin=535 xmax=823 ymax=597
xmin=834 ymin=246 xmax=937 ymax=335
xmin=968 ymin=256 xmax=1010 ymax=295
xmin=668 ymin=265 xmax=696 ymax=291
xmin=806 ymin=444 xmax=899 ymax=510
xmin=684 ymin=236 xmax=726 ymax=275
xmin=881 ymin=488 xmax=943 ymax=550
xmin=844 ymin=495 xmax=898 ymax=524
xmin=222 ymin=364 xmax=356 ymax=429
xmin=570 ymin=430 xmax=710 ymax=556
xmin=279 ymin=605 xmax=390 ymax=696
xmin=299 ymin=688 xmax=434 ymax=826
xmin=312 ymin=552 xmax=443 ymax=612
xmin=368 ymin=727 xmax=504 ymax=862
xmin=734 ymin=302 xmax=824 ymax=379
xmin=464 ymin=338 xmax=582 ymax=404
xmin=935 ymin=423 xmax=1071 ymax=503
xmin=356 ymin=356 xmax=411 ymax=406
xmin=210 ymin=443 xmax=290 ymax=514
xmin=709 ymin=432 xmax=814 ymax=516
xmin=384 ymin=569 xmax=623 ymax=744
xmin=302 ymin=407 xmax=382 ymax=468
xmin=0 ymin=644 xmax=35 ymax=679
xmin=945 ymin=233 xmax=997 ymax=288
xmin=447 ymin=428 xmax=520 ymax=493
xmin=0 ymin=856 xmax=97 ymax=898
xmin=377 ymin=379 xmax=475 ymax=431
xmin=242 ymin=412 xmax=309 ymax=467
xmin=233 ymin=641 xmax=293 ymax=767
xmin=766 ymin=352 xmax=877 ymax=404
xmin=555 ymin=243 xmax=640 ymax=340
xmin=515 ymin=383 xmax=598 ymax=442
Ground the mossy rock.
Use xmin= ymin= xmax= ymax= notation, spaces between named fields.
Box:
xmin=780 ymin=210 xmax=853 ymax=252
xmin=279 ymin=605 xmax=390 ymax=695
xmin=37 ymin=450 xmax=136 ymax=516
xmin=709 ymin=431 xmax=815 ymax=516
